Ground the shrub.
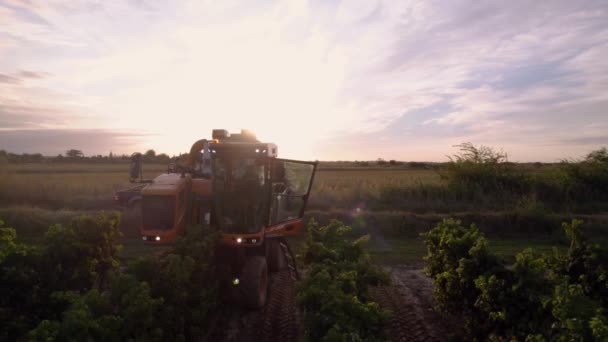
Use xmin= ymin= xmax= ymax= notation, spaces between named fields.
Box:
xmin=440 ymin=143 xmax=529 ymax=200
xmin=128 ymin=224 xmax=220 ymax=340
xmin=42 ymin=212 xmax=122 ymax=291
xmin=423 ymin=218 xmax=608 ymax=341
xmin=564 ymin=147 xmax=608 ymax=197
xmin=1 ymin=214 xmax=221 ymax=341
xmin=0 ymin=212 xmax=122 ymax=340
xmin=422 ymin=219 xmax=501 ymax=314
xmin=298 ymin=219 xmax=389 ymax=341
xmin=29 ymin=276 xmax=163 ymax=341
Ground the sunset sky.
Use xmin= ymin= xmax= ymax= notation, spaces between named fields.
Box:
xmin=1 ymin=0 xmax=607 ymax=161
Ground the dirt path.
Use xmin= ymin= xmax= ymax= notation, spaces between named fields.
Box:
xmin=212 ymin=269 xmax=300 ymax=342
xmin=370 ymin=266 xmax=463 ymax=341
xmin=211 ymin=264 xmax=460 ymax=342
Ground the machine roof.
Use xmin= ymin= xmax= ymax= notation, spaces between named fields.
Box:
xmin=141 ymin=173 xmax=187 ymax=195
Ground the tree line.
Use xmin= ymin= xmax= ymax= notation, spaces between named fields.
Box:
xmin=0 ymin=149 xmax=177 ymax=164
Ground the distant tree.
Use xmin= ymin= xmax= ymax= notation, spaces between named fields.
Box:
xmin=66 ymin=149 xmax=84 ymax=158
xmin=389 ymin=160 xmax=398 ymax=166
xmin=585 ymin=147 xmax=608 ymax=163
xmin=377 ymin=158 xmax=387 ymax=166
xmin=144 ymin=149 xmax=156 ymax=158
xmin=449 ymin=142 xmax=507 ymax=164
xmin=156 ymin=153 xmax=171 ymax=163
xmin=408 ymin=161 xmax=426 ymax=169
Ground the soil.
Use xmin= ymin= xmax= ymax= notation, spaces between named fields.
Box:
xmin=210 ymin=269 xmax=300 ymax=342
xmin=210 ymin=264 xmax=462 ymax=342
xmin=370 ymin=265 xmax=464 ymax=341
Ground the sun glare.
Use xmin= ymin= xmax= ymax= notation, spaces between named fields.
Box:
xmin=97 ymin=10 xmax=350 ymax=159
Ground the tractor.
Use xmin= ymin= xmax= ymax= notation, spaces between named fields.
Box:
xmin=118 ymin=129 xmax=317 ymax=308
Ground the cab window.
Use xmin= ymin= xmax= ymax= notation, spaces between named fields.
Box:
xmin=270 ymin=160 xmax=315 ymax=225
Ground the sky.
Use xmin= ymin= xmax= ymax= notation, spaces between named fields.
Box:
xmin=0 ymin=0 xmax=607 ymax=162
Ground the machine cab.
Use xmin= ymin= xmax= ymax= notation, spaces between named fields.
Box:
xmin=208 ymin=130 xmax=316 ymax=246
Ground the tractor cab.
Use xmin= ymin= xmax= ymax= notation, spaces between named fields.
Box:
xmin=208 ymin=130 xmax=316 ymax=244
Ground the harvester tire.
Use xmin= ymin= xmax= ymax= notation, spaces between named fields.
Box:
xmin=240 ymin=256 xmax=268 ymax=309
xmin=267 ymin=239 xmax=286 ymax=272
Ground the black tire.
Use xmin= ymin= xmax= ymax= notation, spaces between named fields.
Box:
xmin=240 ymin=256 xmax=268 ymax=309
xmin=267 ymin=239 xmax=287 ymax=272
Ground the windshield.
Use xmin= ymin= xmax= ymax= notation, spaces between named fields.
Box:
xmin=213 ymin=156 xmax=267 ymax=233
xmin=142 ymin=195 xmax=175 ymax=230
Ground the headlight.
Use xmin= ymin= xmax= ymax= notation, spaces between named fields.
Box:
xmin=155 ymin=236 xmax=161 ymax=241
xmin=232 ymin=278 xmax=240 ymax=285
xmin=236 ymin=237 xmax=242 ymax=243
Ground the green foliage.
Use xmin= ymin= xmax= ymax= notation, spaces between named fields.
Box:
xmin=43 ymin=212 xmax=122 ymax=291
xmin=441 ymin=143 xmax=530 ymax=201
xmin=29 ymin=276 xmax=163 ymax=342
xmin=0 ymin=214 xmax=220 ymax=341
xmin=549 ymin=219 xmax=608 ymax=307
xmin=298 ymin=219 xmax=390 ymax=341
xmin=128 ymin=224 xmax=221 ymax=340
xmin=422 ymin=219 xmax=501 ymax=315
xmin=0 ymin=221 xmax=40 ymax=340
xmin=564 ymin=147 xmax=608 ymax=195
xmin=423 ymin=218 xmax=608 ymax=341
xmin=474 ymin=250 xmax=554 ymax=339
xmin=0 ymin=212 xmax=122 ymax=341
xmin=0 ymin=220 xmax=29 ymax=262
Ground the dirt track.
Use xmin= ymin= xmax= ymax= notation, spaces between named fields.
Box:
xmin=213 ymin=269 xmax=300 ymax=342
xmin=212 ymin=265 xmax=460 ymax=342
xmin=370 ymin=266 xmax=463 ymax=342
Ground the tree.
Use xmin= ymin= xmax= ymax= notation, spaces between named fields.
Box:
xmin=144 ymin=150 xmax=156 ymax=158
xmin=65 ymin=149 xmax=83 ymax=158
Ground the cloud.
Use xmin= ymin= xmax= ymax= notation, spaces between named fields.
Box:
xmin=18 ymin=70 xmax=48 ymax=79
xmin=0 ymin=129 xmax=152 ymax=155
xmin=0 ymin=0 xmax=606 ymax=160
xmin=0 ymin=103 xmax=69 ymax=128
xmin=0 ymin=73 xmax=20 ymax=84
xmin=560 ymin=136 xmax=608 ymax=146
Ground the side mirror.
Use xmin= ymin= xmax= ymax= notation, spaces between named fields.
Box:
xmin=130 ymin=153 xmax=143 ymax=182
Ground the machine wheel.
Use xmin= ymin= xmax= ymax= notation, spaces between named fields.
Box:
xmin=267 ymin=239 xmax=287 ymax=272
xmin=240 ymin=256 xmax=268 ymax=309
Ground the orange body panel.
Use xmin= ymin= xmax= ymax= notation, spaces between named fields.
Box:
xmin=141 ymin=173 xmax=189 ymax=245
xmin=265 ymin=218 xmax=304 ymax=238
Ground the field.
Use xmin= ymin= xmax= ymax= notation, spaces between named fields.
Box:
xmin=2 ymin=156 xmax=607 ymax=340
xmin=3 ymin=161 xmax=606 ymax=261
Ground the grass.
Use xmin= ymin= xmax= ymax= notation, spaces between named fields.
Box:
xmin=365 ymin=236 xmax=601 ymax=265
xmin=0 ymin=163 xmax=167 ymax=209
xmin=310 ymin=169 xmax=448 ymax=211
xmin=1 ymin=162 xmax=607 ymax=266
xmin=119 ymin=237 xmax=171 ymax=261
xmin=0 ymin=163 xmax=443 ymax=211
